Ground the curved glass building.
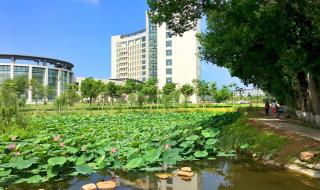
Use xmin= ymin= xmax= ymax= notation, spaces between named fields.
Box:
xmin=0 ymin=54 xmax=74 ymax=103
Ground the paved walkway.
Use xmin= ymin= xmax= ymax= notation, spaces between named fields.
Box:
xmin=252 ymin=117 xmax=320 ymax=141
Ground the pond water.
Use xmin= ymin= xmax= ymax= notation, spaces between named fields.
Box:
xmin=7 ymin=158 xmax=320 ymax=190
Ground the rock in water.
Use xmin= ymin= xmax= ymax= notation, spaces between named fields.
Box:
xmin=81 ymin=183 xmax=97 ymax=190
xmin=156 ymin=173 xmax=170 ymax=179
xmin=285 ymin=164 xmax=320 ymax=178
xmin=181 ymin=167 xmax=192 ymax=172
xmin=177 ymin=171 xmax=194 ymax=177
xmin=300 ymin=151 xmax=320 ymax=161
xmin=96 ymin=181 xmax=117 ymax=189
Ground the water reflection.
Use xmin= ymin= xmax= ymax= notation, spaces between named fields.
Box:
xmin=7 ymin=159 xmax=320 ymax=190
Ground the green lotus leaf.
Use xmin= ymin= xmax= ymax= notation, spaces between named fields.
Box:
xmin=194 ymin=150 xmax=208 ymax=158
xmin=0 ymin=163 xmax=13 ymax=168
xmin=0 ymin=169 xmax=11 ymax=177
xmin=11 ymin=158 xmax=37 ymax=170
xmin=143 ymin=148 xmax=161 ymax=163
xmin=179 ymin=140 xmax=194 ymax=148
xmin=124 ymin=157 xmax=145 ymax=169
xmin=186 ymin=135 xmax=199 ymax=141
xmin=47 ymin=166 xmax=59 ymax=179
xmin=66 ymin=147 xmax=78 ymax=154
xmin=76 ymin=155 xmax=87 ymax=166
xmin=75 ymin=164 xmax=94 ymax=175
xmin=206 ymin=139 xmax=217 ymax=145
xmin=47 ymin=157 xmax=67 ymax=166
xmin=26 ymin=175 xmax=43 ymax=184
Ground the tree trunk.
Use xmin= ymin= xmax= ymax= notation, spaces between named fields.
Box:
xmin=297 ymin=72 xmax=310 ymax=112
xmin=308 ymin=73 xmax=320 ymax=115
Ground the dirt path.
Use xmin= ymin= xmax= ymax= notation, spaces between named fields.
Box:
xmin=252 ymin=117 xmax=320 ymax=141
xmin=247 ymin=114 xmax=320 ymax=163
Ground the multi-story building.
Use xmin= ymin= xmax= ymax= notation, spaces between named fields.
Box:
xmin=0 ymin=54 xmax=74 ymax=103
xmin=111 ymin=13 xmax=200 ymax=91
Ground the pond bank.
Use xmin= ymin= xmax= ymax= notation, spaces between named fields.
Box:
xmin=242 ymin=109 xmax=320 ymax=178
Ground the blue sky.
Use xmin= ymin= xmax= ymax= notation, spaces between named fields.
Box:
xmin=0 ymin=0 xmax=244 ymax=87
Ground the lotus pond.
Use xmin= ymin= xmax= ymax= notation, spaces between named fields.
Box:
xmin=6 ymin=158 xmax=320 ymax=190
xmin=0 ymin=112 xmax=240 ymax=188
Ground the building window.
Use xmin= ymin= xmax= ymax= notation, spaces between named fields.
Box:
xmin=166 ymin=77 xmax=172 ymax=83
xmin=166 ymin=59 xmax=172 ymax=66
xmin=142 ymin=71 xmax=146 ymax=75
xmin=32 ymin=67 xmax=45 ymax=84
xmin=166 ymin=68 xmax=172 ymax=75
xmin=0 ymin=65 xmax=10 ymax=83
xmin=14 ymin=66 xmax=29 ymax=78
xmin=166 ymin=40 xmax=172 ymax=47
xmin=142 ymin=54 xmax=146 ymax=59
xmin=142 ymin=43 xmax=146 ymax=48
xmin=166 ymin=32 xmax=172 ymax=38
xmin=142 ymin=60 xmax=146 ymax=65
xmin=142 ymin=37 xmax=146 ymax=41
xmin=166 ymin=50 xmax=172 ymax=56
xmin=48 ymin=69 xmax=58 ymax=100
xmin=142 ymin=65 xmax=146 ymax=70
xmin=142 ymin=49 xmax=146 ymax=53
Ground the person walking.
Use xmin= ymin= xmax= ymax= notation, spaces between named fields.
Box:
xmin=265 ymin=102 xmax=270 ymax=116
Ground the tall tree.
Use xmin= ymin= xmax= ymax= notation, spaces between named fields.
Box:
xmin=180 ymin=84 xmax=194 ymax=105
xmin=105 ymin=81 xmax=120 ymax=108
xmin=162 ymin=83 xmax=177 ymax=108
xmin=192 ymin=79 xmax=210 ymax=107
xmin=30 ymin=79 xmax=44 ymax=108
xmin=141 ymin=78 xmax=158 ymax=108
xmin=214 ymin=85 xmax=232 ymax=104
xmin=80 ymin=78 xmax=101 ymax=106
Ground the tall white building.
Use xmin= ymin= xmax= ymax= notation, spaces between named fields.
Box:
xmin=111 ymin=13 xmax=200 ymax=90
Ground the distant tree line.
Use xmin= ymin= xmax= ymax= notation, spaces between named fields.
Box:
xmin=78 ymin=77 xmax=235 ymax=109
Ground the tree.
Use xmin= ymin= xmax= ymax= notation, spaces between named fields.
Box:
xmin=53 ymin=84 xmax=80 ymax=112
xmin=124 ymin=79 xmax=140 ymax=108
xmin=214 ymin=85 xmax=232 ymax=104
xmin=192 ymin=79 xmax=210 ymax=107
xmin=148 ymin=0 xmax=320 ymax=123
xmin=64 ymin=84 xmax=80 ymax=108
xmin=162 ymin=83 xmax=177 ymax=108
xmin=30 ymin=79 xmax=45 ymax=108
xmin=105 ymin=82 xmax=119 ymax=108
xmin=80 ymin=78 xmax=101 ymax=106
xmin=0 ymin=79 xmax=19 ymax=128
xmin=209 ymin=82 xmax=217 ymax=103
xmin=180 ymin=84 xmax=194 ymax=106
xmin=141 ymin=78 xmax=158 ymax=108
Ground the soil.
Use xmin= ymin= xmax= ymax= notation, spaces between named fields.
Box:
xmin=247 ymin=111 xmax=320 ymax=163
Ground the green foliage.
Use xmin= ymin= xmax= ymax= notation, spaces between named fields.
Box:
xmin=0 ymin=78 xmax=28 ymax=129
xmin=104 ymin=81 xmax=122 ymax=105
xmin=75 ymin=165 xmax=94 ymax=175
xmin=141 ymin=78 xmax=158 ymax=105
xmin=80 ymin=78 xmax=101 ymax=106
xmin=181 ymin=84 xmax=194 ymax=104
xmin=0 ymin=112 xmax=239 ymax=185
xmin=192 ymin=79 xmax=210 ymax=104
xmin=214 ymin=85 xmax=232 ymax=103
xmin=148 ymin=0 xmax=320 ymax=114
xmin=218 ymin=115 xmax=285 ymax=155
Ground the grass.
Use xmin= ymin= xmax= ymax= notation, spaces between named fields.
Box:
xmin=218 ymin=111 xmax=286 ymax=156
